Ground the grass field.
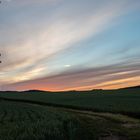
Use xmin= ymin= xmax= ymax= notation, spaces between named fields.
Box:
xmin=0 ymin=87 xmax=140 ymax=140
xmin=0 ymin=101 xmax=94 ymax=140
xmin=0 ymin=88 xmax=140 ymax=117
xmin=0 ymin=100 xmax=140 ymax=140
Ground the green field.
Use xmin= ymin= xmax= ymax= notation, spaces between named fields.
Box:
xmin=0 ymin=88 xmax=140 ymax=117
xmin=0 ymin=87 xmax=140 ymax=140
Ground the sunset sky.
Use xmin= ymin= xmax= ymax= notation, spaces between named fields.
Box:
xmin=0 ymin=0 xmax=140 ymax=91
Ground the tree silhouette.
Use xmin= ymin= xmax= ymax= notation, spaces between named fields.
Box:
xmin=0 ymin=54 xmax=1 ymax=63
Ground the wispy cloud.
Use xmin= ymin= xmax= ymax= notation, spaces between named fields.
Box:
xmin=0 ymin=0 xmax=140 ymax=90
xmin=2 ymin=61 xmax=140 ymax=91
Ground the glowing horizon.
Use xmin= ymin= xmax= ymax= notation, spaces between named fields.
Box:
xmin=0 ymin=0 xmax=140 ymax=91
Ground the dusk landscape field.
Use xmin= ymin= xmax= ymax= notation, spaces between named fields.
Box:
xmin=0 ymin=87 xmax=140 ymax=116
xmin=0 ymin=87 xmax=140 ymax=140
xmin=0 ymin=0 xmax=140 ymax=140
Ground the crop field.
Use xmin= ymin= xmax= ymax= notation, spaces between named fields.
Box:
xmin=0 ymin=100 xmax=140 ymax=140
xmin=0 ymin=101 xmax=94 ymax=140
xmin=0 ymin=88 xmax=140 ymax=117
xmin=0 ymin=88 xmax=140 ymax=140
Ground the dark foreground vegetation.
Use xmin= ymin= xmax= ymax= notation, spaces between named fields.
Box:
xmin=0 ymin=87 xmax=140 ymax=140
xmin=0 ymin=100 xmax=140 ymax=140
xmin=0 ymin=87 xmax=140 ymax=117
xmin=0 ymin=101 xmax=92 ymax=140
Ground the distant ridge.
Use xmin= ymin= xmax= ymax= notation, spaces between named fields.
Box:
xmin=24 ymin=85 xmax=140 ymax=92
xmin=0 ymin=85 xmax=140 ymax=93
xmin=25 ymin=90 xmax=48 ymax=93
xmin=120 ymin=85 xmax=140 ymax=90
xmin=21 ymin=85 xmax=140 ymax=92
xmin=23 ymin=90 xmax=54 ymax=93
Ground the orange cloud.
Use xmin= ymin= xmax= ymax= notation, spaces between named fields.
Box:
xmin=2 ymin=62 xmax=140 ymax=91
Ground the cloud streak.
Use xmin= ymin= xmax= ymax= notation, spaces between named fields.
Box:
xmin=2 ymin=61 xmax=140 ymax=91
xmin=0 ymin=0 xmax=140 ymax=91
